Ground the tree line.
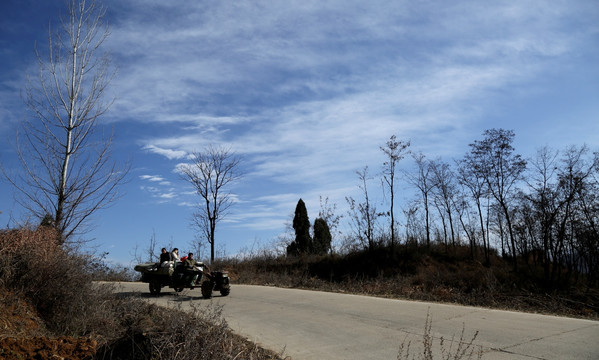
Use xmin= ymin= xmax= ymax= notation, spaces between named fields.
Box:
xmin=294 ymin=129 xmax=598 ymax=289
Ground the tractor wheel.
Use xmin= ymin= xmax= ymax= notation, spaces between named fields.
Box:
xmin=201 ymin=281 xmax=213 ymax=299
xmin=149 ymin=281 xmax=161 ymax=295
xmin=220 ymin=286 xmax=230 ymax=296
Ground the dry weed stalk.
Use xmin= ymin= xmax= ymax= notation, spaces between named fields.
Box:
xmin=397 ymin=310 xmax=483 ymax=360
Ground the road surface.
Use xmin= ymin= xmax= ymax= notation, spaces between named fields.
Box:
xmin=113 ymin=282 xmax=599 ymax=359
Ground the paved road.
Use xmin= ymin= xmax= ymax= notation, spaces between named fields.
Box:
xmin=113 ymin=282 xmax=599 ymax=359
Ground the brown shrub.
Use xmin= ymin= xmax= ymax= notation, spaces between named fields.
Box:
xmin=0 ymin=229 xmax=117 ymax=336
xmin=0 ymin=228 xmax=285 ymax=359
xmin=96 ymin=300 xmax=285 ymax=360
xmin=0 ymin=227 xmax=60 ymax=287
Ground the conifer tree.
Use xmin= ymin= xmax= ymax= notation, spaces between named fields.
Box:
xmin=313 ymin=218 xmax=332 ymax=255
xmin=287 ymin=199 xmax=312 ymax=255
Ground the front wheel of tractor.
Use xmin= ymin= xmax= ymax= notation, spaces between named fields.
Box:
xmin=220 ymin=286 xmax=230 ymax=296
xmin=201 ymin=281 xmax=213 ymax=299
xmin=149 ymin=281 xmax=161 ymax=295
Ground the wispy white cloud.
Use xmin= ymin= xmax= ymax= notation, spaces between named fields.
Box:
xmin=106 ymin=0 xmax=598 ymax=233
xmin=140 ymin=175 xmax=182 ymax=202
xmin=142 ymin=145 xmax=187 ymax=160
xmin=139 ymin=175 xmax=165 ymax=182
xmin=158 ymin=192 xmax=176 ymax=199
xmin=177 ymin=201 xmax=195 ymax=207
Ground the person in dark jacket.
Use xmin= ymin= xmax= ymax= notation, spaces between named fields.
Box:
xmin=159 ymin=247 xmax=170 ymax=263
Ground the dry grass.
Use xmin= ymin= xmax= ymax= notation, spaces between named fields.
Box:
xmin=94 ymin=297 xmax=285 ymax=360
xmin=217 ymin=244 xmax=599 ymax=320
xmin=0 ymin=227 xmax=285 ymax=359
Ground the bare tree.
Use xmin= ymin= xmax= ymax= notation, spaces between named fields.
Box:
xmin=318 ymin=195 xmax=343 ymax=247
xmin=552 ymin=145 xmax=595 ymax=284
xmin=2 ymin=0 xmax=127 ymax=243
xmin=346 ymin=166 xmax=379 ymax=250
xmin=179 ymin=145 xmax=241 ymax=263
xmin=457 ymin=155 xmax=492 ymax=262
xmin=380 ymin=135 xmax=410 ymax=250
xmin=403 ymin=203 xmax=420 ymax=245
xmin=132 ymin=229 xmax=159 ymax=264
xmin=468 ymin=129 xmax=526 ymax=271
xmin=146 ymin=229 xmax=159 ymax=263
xmin=454 ymin=191 xmax=478 ymax=259
xmin=405 ymin=152 xmax=435 ymax=249
xmin=430 ymin=159 xmax=458 ymax=249
xmin=525 ymin=146 xmax=560 ymax=280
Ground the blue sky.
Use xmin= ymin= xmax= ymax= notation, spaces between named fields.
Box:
xmin=1 ymin=0 xmax=598 ymax=265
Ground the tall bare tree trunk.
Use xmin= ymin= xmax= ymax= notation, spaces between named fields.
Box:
xmin=3 ymin=0 xmax=128 ymax=242
xmin=381 ymin=135 xmax=410 ymax=251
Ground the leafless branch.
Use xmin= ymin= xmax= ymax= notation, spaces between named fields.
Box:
xmin=1 ymin=0 xmax=128 ymax=243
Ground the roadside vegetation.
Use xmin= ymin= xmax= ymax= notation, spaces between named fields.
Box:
xmin=0 ymin=227 xmax=284 ymax=359
xmin=218 ymin=242 xmax=598 ymax=320
xmin=216 ymin=129 xmax=598 ymax=321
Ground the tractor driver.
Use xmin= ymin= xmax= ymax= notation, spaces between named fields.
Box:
xmin=183 ymin=252 xmax=200 ymax=287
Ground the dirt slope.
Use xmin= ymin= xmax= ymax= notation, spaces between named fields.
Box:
xmin=0 ymin=289 xmax=97 ymax=360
